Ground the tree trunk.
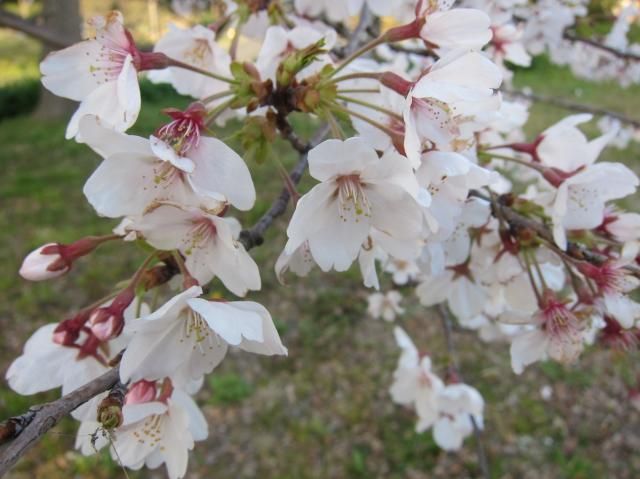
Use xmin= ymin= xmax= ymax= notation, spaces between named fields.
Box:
xmin=33 ymin=0 xmax=82 ymax=120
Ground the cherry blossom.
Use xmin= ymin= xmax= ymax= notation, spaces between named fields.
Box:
xmin=79 ymin=114 xmax=255 ymax=218
xmin=510 ymin=290 xmax=586 ymax=374
xmin=148 ymin=24 xmax=231 ymax=100
xmin=367 ymin=291 xmax=405 ymax=321
xmin=40 ymin=12 xmax=144 ymax=139
xmin=77 ymin=384 xmax=207 ymax=479
xmin=120 ymin=286 xmax=287 ymax=385
xmin=389 ymin=327 xmax=444 ymax=432
xmin=433 ymin=383 xmax=484 ymax=450
xmin=284 ymin=138 xmax=422 ymax=272
xmin=134 ymin=203 xmax=260 ymax=296
xmin=404 ymin=50 xmax=502 ymax=164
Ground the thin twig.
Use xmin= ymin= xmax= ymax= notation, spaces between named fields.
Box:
xmin=239 ymin=125 xmax=330 ymax=250
xmin=436 ymin=305 xmax=490 ymax=479
xmin=0 ymin=367 xmax=120 ymax=477
xmin=0 ymin=9 xmax=71 ymax=48
xmin=503 ymin=88 xmax=640 ymax=128
xmin=563 ymin=31 xmax=640 ymax=62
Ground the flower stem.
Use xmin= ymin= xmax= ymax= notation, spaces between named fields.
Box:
xmin=166 ymin=57 xmax=238 ymax=84
xmin=336 ymin=94 xmax=402 ymax=121
xmin=205 ymin=98 xmax=235 ymax=127
xmin=331 ymin=102 xmax=401 ymax=140
xmin=330 ymin=36 xmax=386 ymax=78
xmin=329 ymin=71 xmax=382 ymax=84
xmin=201 ymin=90 xmax=234 ymax=105
xmin=479 ymin=150 xmax=546 ymax=174
xmin=336 ymin=88 xmax=380 ymax=94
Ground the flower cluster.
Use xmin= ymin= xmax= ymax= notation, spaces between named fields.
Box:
xmin=5 ymin=0 xmax=640 ymax=476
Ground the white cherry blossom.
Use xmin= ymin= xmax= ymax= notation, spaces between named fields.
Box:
xmin=134 ymin=203 xmax=260 ymax=296
xmin=40 ymin=12 xmax=141 ymax=139
xmin=79 ymin=115 xmax=255 ymax=217
xmin=119 ymin=286 xmax=287 ymax=385
xmin=367 ymin=290 xmax=405 ymax=321
xmin=284 ymin=138 xmax=422 ymax=272
xmin=148 ymin=24 xmax=231 ymax=100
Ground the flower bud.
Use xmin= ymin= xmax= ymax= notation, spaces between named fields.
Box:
xmin=19 ymin=243 xmax=67 ymax=281
xmin=19 ymin=236 xmax=117 ymax=282
xmin=125 ymin=380 xmax=157 ymax=405
xmin=88 ymin=288 xmax=135 ymax=341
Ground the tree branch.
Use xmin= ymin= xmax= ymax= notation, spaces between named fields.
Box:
xmin=0 ymin=366 xmax=119 ymax=477
xmin=468 ymin=189 xmax=640 ymax=277
xmin=0 ymin=9 xmax=71 ymax=49
xmin=239 ymin=124 xmax=330 ymax=249
xmin=503 ymin=88 xmax=640 ymax=128
xmin=563 ymin=31 xmax=640 ymax=62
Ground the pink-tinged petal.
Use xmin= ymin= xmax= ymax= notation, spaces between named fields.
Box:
xmin=363 ymin=149 xmax=419 ymax=197
xmin=150 ymin=136 xmax=195 ymax=173
xmin=416 ymin=273 xmax=451 ymax=306
xmin=433 ymin=418 xmax=464 ymax=450
xmin=414 ymin=51 xmax=502 ymax=94
xmin=510 ymin=329 xmax=548 ymax=374
xmin=119 ymin=319 xmax=189 ymax=382
xmin=5 ymin=324 xmax=74 ymax=394
xmin=308 ymin=138 xmax=379 ymax=182
xmin=134 ymin=286 xmax=202 ymax=325
xmin=449 ymin=277 xmax=487 ymax=320
xmin=307 ymin=197 xmax=370 ymax=272
xmin=197 ymin=217 xmax=261 ymax=296
xmin=83 ymin=152 xmax=157 ymax=217
xmin=367 ymin=184 xmax=422 ymax=241
xmin=422 ymin=9 xmax=492 ymax=51
xmin=224 ymin=301 xmax=288 ymax=355
xmin=40 ymin=40 xmax=104 ymax=101
xmin=122 ymin=402 xmax=168 ymax=426
xmin=78 ymin=115 xmax=150 ymax=157
xmin=285 ymin=181 xmax=339 ymax=255
xmin=187 ymin=299 xmax=263 ymax=346
xmin=390 ymin=369 xmax=419 ymax=405
xmin=116 ymin=54 xmax=141 ymax=129
xmin=134 ymin=204 xmax=195 ymax=251
xmin=188 ymin=137 xmax=256 ymax=210
xmin=172 ymin=389 xmax=209 ymax=441
xmin=394 ymin=326 xmax=419 ymax=369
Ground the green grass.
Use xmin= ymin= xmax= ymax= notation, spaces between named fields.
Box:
xmin=0 ymin=51 xmax=640 ymax=479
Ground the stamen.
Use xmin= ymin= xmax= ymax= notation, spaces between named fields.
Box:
xmin=336 ymin=174 xmax=371 ymax=222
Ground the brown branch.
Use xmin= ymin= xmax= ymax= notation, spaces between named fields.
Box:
xmin=563 ymin=31 xmax=640 ymax=62
xmin=468 ymin=189 xmax=640 ymax=277
xmin=239 ymin=124 xmax=330 ymax=249
xmin=0 ymin=9 xmax=71 ymax=49
xmin=0 ymin=366 xmax=119 ymax=477
xmin=503 ymin=88 xmax=640 ymax=128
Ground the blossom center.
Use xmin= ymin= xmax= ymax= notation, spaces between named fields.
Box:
xmin=336 ymin=174 xmax=371 ymax=222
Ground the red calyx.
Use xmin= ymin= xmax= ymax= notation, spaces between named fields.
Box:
xmin=380 ymin=71 xmax=413 ymax=97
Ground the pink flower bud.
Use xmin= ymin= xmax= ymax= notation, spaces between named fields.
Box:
xmin=88 ymin=287 xmax=136 ymax=341
xmin=19 ymin=236 xmax=118 ymax=282
xmin=88 ymin=309 xmax=124 ymax=341
xmin=19 ymin=243 xmax=68 ymax=281
xmin=125 ymin=380 xmax=158 ymax=405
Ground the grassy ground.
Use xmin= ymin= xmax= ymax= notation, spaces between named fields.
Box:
xmin=1 ymin=36 xmax=640 ymax=479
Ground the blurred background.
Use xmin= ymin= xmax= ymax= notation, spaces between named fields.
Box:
xmin=1 ymin=0 xmax=640 ymax=478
